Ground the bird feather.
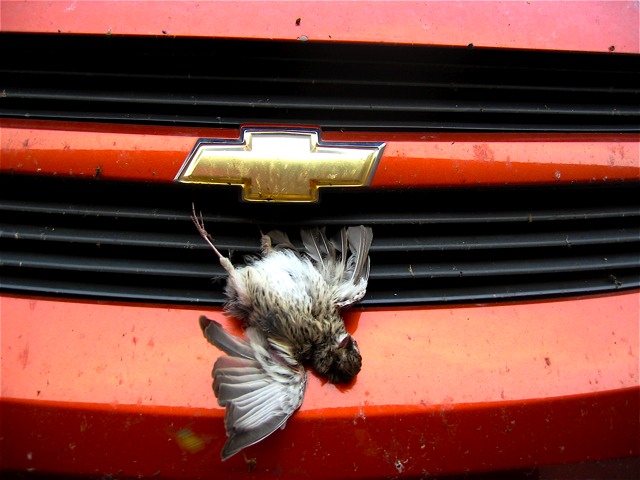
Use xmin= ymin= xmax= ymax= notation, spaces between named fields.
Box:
xmin=266 ymin=230 xmax=296 ymax=251
xmin=200 ymin=316 xmax=254 ymax=359
xmin=329 ymin=226 xmax=373 ymax=308
xmin=200 ymin=316 xmax=307 ymax=460
xmin=301 ymin=227 xmax=334 ymax=268
xmin=346 ymin=225 xmax=373 ymax=285
xmin=331 ymin=228 xmax=349 ymax=271
xmin=193 ymin=219 xmax=372 ymax=459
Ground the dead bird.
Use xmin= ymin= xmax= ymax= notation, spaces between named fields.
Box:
xmin=194 ymin=206 xmax=372 ymax=459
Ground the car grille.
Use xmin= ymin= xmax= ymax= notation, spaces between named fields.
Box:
xmin=1 ymin=33 xmax=638 ymax=132
xmin=1 ymin=175 xmax=639 ymax=306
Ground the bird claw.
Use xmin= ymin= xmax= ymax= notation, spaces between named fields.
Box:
xmin=191 ymin=203 xmax=234 ymax=273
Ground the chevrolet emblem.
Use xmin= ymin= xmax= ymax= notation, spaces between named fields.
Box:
xmin=174 ymin=129 xmax=385 ymax=202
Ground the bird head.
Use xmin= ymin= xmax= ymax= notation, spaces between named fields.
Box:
xmin=312 ymin=332 xmax=362 ymax=384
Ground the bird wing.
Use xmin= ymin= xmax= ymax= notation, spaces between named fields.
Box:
xmin=346 ymin=226 xmax=373 ymax=285
xmin=299 ymin=225 xmax=373 ymax=308
xmin=300 ymin=226 xmax=335 ymax=269
xmin=332 ymin=226 xmax=373 ymax=308
xmin=200 ymin=316 xmax=307 ymax=460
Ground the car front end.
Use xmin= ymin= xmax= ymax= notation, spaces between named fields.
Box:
xmin=1 ymin=1 xmax=638 ymax=478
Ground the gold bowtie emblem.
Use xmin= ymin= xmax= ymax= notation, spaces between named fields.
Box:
xmin=175 ymin=129 xmax=385 ymax=202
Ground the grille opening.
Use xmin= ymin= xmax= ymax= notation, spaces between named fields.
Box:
xmin=1 ymin=174 xmax=638 ymax=306
xmin=1 ymin=33 xmax=638 ymax=132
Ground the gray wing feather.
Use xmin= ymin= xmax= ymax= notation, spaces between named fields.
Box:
xmin=346 ymin=225 xmax=373 ymax=285
xmin=200 ymin=316 xmax=254 ymax=359
xmin=300 ymin=227 xmax=334 ymax=268
xmin=330 ymin=228 xmax=349 ymax=270
xmin=332 ymin=226 xmax=373 ymax=308
xmin=200 ymin=317 xmax=306 ymax=460
xmin=215 ymin=377 xmax=272 ymax=404
xmin=299 ymin=226 xmax=373 ymax=308
xmin=222 ymin=410 xmax=293 ymax=460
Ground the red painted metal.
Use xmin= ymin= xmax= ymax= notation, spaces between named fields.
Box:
xmin=1 ymin=1 xmax=638 ymax=54
xmin=1 ymin=294 xmax=638 ymax=477
xmin=2 ymin=120 xmax=639 ymax=187
xmin=2 ymin=2 xmax=639 ymax=477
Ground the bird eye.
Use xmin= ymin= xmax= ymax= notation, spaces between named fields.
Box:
xmin=337 ymin=333 xmax=351 ymax=349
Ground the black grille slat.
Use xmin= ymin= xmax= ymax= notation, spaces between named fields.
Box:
xmin=8 ymin=87 xmax=638 ymax=117
xmin=0 ymin=274 xmax=227 ymax=304
xmin=2 ymin=270 xmax=637 ymax=306
xmin=5 ymin=108 xmax=635 ymax=132
xmin=1 ymin=33 xmax=638 ymax=132
xmin=364 ymin=272 xmax=640 ymax=304
xmin=374 ymin=253 xmax=640 ymax=279
xmin=4 ymin=237 xmax=637 ymax=280
xmin=4 ymin=199 xmax=639 ymax=224
xmin=1 ymin=175 xmax=639 ymax=306
xmin=0 ymin=251 xmax=223 ymax=278
xmin=0 ymin=224 xmax=258 ymax=251
xmin=373 ymin=229 xmax=640 ymax=251
xmin=4 ymin=224 xmax=637 ymax=251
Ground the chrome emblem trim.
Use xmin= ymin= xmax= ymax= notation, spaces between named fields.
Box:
xmin=174 ymin=129 xmax=385 ymax=202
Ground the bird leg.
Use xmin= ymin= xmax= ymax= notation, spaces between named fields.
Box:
xmin=191 ymin=203 xmax=235 ymax=274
